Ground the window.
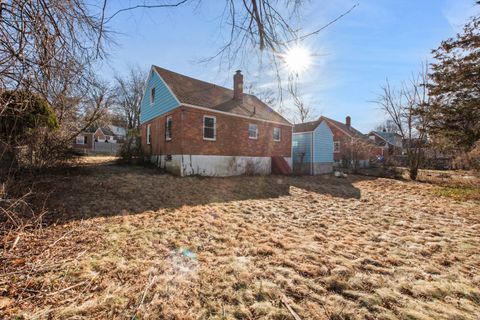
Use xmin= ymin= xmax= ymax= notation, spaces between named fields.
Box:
xmin=150 ymin=87 xmax=155 ymax=104
xmin=334 ymin=141 xmax=340 ymax=153
xmin=165 ymin=116 xmax=172 ymax=140
xmin=146 ymin=124 xmax=151 ymax=145
xmin=273 ymin=127 xmax=281 ymax=141
xmin=248 ymin=123 xmax=258 ymax=139
xmin=76 ymin=135 xmax=85 ymax=144
xmin=203 ymin=116 xmax=216 ymax=140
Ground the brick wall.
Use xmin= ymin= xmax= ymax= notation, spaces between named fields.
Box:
xmin=140 ymin=108 xmax=183 ymax=156
xmin=141 ymin=106 xmax=292 ymax=157
xmin=72 ymin=133 xmax=94 ymax=150
xmin=329 ymin=125 xmax=352 ymax=161
xmin=329 ymin=125 xmax=382 ymax=161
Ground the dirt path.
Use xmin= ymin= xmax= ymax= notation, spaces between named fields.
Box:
xmin=2 ymin=157 xmax=479 ymax=319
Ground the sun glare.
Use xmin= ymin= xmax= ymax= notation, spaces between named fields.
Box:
xmin=282 ymin=45 xmax=312 ymax=75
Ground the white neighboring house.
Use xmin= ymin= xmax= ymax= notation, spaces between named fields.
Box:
xmin=368 ymin=131 xmax=403 ymax=156
xmin=107 ymin=125 xmax=127 ymax=140
xmin=73 ymin=126 xmax=125 ymax=152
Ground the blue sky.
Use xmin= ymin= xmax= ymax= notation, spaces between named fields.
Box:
xmin=101 ymin=0 xmax=479 ymax=132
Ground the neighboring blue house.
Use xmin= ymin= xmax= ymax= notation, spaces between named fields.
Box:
xmin=292 ymin=119 xmax=334 ymax=174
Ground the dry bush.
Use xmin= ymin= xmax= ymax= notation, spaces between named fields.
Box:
xmin=452 ymin=142 xmax=480 ymax=172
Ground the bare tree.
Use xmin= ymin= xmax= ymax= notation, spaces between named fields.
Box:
xmin=376 ymin=65 xmax=431 ymax=180
xmin=113 ymin=66 xmax=147 ymax=131
xmin=82 ymin=79 xmax=115 ymax=126
xmin=111 ymin=66 xmax=147 ymax=161
xmin=341 ymin=136 xmax=377 ymax=173
xmin=107 ymin=1 xmax=357 ymax=108
xmin=288 ymin=79 xmax=314 ymax=123
xmin=0 ymin=0 xmax=109 ymax=91
xmin=0 ymin=0 xmax=112 ymax=169
xmin=375 ymin=120 xmax=400 ymax=133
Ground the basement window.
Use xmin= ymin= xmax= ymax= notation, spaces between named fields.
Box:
xmin=147 ymin=124 xmax=151 ymax=145
xmin=273 ymin=127 xmax=281 ymax=141
xmin=203 ymin=116 xmax=216 ymax=140
xmin=334 ymin=141 xmax=340 ymax=153
xmin=165 ymin=116 xmax=172 ymax=140
xmin=150 ymin=87 xmax=156 ymax=104
xmin=248 ymin=124 xmax=258 ymax=139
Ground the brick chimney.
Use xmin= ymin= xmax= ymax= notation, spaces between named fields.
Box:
xmin=233 ymin=70 xmax=243 ymax=101
xmin=346 ymin=116 xmax=351 ymax=128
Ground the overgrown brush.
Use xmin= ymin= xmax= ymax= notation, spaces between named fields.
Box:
xmin=118 ymin=131 xmax=144 ymax=163
xmin=0 ymin=181 xmax=46 ymax=238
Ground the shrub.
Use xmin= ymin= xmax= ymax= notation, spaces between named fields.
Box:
xmin=118 ymin=130 xmax=143 ymax=163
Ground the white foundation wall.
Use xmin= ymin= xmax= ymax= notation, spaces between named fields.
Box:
xmin=148 ymin=155 xmax=183 ymax=176
xmin=180 ymin=155 xmax=272 ymax=176
xmin=284 ymin=157 xmax=293 ymax=169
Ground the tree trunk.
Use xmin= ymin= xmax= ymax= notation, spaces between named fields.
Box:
xmin=409 ymin=167 xmax=418 ymax=180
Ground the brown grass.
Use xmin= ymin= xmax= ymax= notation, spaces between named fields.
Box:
xmin=1 ymin=157 xmax=479 ymax=319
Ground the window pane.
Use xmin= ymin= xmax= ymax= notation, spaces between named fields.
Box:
xmin=151 ymin=88 xmax=155 ymax=103
xmin=204 ymin=127 xmax=214 ymax=139
xmin=204 ymin=117 xmax=214 ymax=128
xmin=249 ymin=124 xmax=257 ymax=138
xmin=147 ymin=125 xmax=151 ymax=144
xmin=204 ymin=117 xmax=215 ymax=139
xmin=273 ymin=128 xmax=280 ymax=140
xmin=166 ymin=117 xmax=172 ymax=139
xmin=334 ymin=141 xmax=339 ymax=152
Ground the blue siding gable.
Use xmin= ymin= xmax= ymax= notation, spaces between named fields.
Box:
xmin=293 ymin=132 xmax=312 ymax=164
xmin=313 ymin=121 xmax=333 ymax=163
xmin=140 ymin=69 xmax=180 ymax=124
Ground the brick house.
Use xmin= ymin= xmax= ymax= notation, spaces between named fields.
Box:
xmin=320 ymin=116 xmax=376 ymax=168
xmin=73 ymin=127 xmax=122 ymax=152
xmin=139 ymin=65 xmax=292 ymax=176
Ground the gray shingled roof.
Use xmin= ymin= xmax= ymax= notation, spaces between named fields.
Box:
xmin=293 ymin=119 xmax=323 ymax=133
xmin=100 ymin=127 xmax=115 ymax=137
xmin=153 ymin=65 xmax=291 ymax=125
xmin=293 ymin=116 xmax=367 ymax=139
xmin=371 ymin=131 xmax=399 ymax=145
xmin=320 ymin=116 xmax=366 ymax=138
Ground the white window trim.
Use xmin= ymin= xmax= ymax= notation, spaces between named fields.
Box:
xmin=150 ymin=87 xmax=155 ymax=105
xmin=146 ymin=124 xmax=151 ymax=145
xmin=273 ymin=127 xmax=281 ymax=142
xmin=76 ymin=136 xmax=85 ymax=145
xmin=203 ymin=115 xmax=216 ymax=141
xmin=165 ymin=116 xmax=173 ymax=141
xmin=248 ymin=123 xmax=258 ymax=140
xmin=334 ymin=141 xmax=340 ymax=153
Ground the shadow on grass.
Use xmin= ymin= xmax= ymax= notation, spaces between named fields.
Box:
xmin=12 ymin=160 xmax=373 ymax=225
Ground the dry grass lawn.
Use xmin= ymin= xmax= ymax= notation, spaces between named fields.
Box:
xmin=1 ymin=157 xmax=479 ymax=319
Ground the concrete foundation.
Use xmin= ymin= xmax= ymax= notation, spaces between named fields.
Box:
xmin=293 ymin=162 xmax=333 ymax=175
xmin=149 ymin=154 xmax=292 ymax=177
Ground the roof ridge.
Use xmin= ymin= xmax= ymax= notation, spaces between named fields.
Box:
xmin=154 ymin=66 xmax=274 ymax=103
xmin=153 ymin=65 xmax=233 ymax=92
